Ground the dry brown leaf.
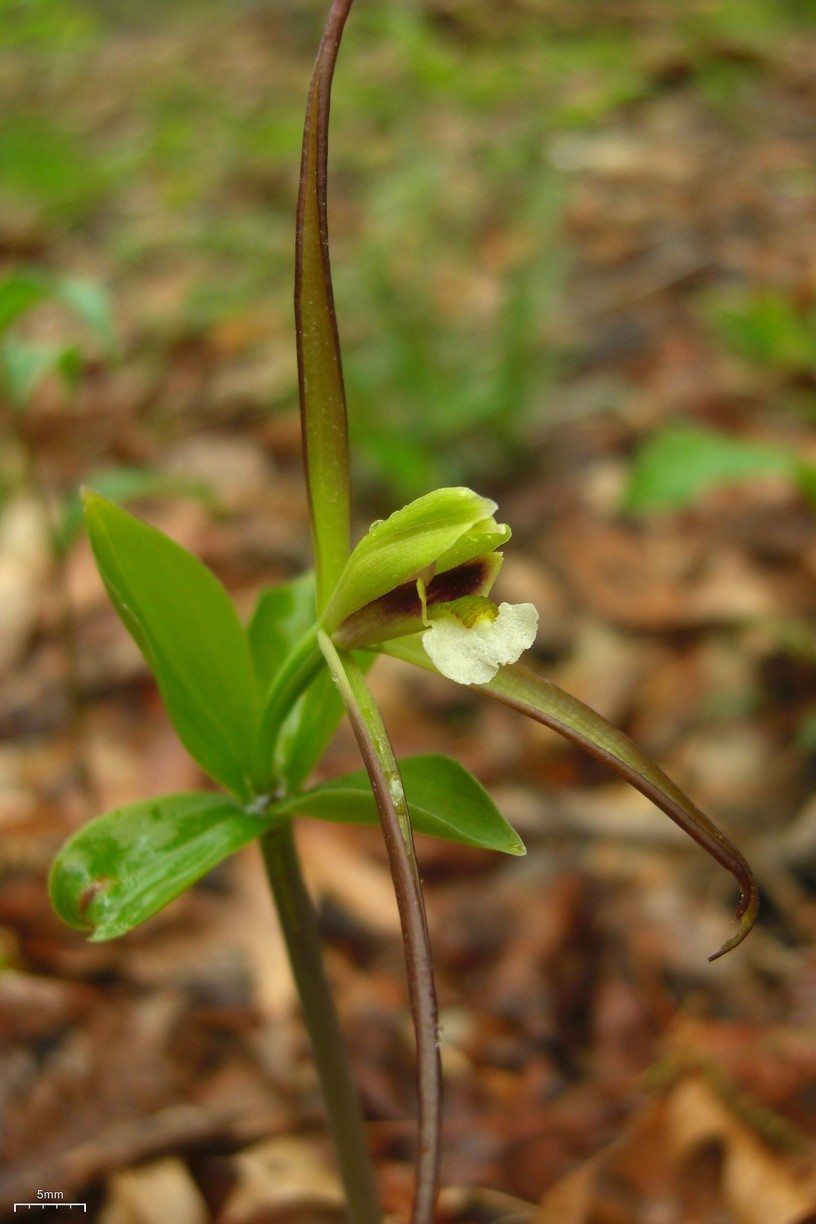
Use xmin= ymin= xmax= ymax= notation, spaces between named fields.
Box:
xmin=298 ymin=822 xmax=400 ymax=936
xmin=161 ymin=432 xmax=274 ymax=513
xmin=538 ymin=1074 xmax=816 ymax=1224
xmin=440 ymin=1185 xmax=537 ymax=1222
xmin=101 ymin=1157 xmax=208 ymax=1224
xmin=537 ymin=1154 xmax=605 ymax=1224
xmin=0 ymin=498 xmax=51 ymax=676
xmin=550 ymin=514 xmax=787 ymax=630
xmin=218 ymin=1136 xmax=344 ymax=1224
xmin=665 ymin=1076 xmax=816 ymax=1224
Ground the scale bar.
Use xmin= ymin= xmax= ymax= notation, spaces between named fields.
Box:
xmin=13 ymin=1206 xmax=86 ymax=1212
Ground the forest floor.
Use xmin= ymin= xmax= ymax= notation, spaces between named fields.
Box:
xmin=2 ymin=1 xmax=816 ymax=1220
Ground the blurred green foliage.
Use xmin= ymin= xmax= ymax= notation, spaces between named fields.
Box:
xmin=702 ymin=289 xmax=816 ymax=375
xmin=0 ymin=117 xmax=111 ymax=222
xmin=2 ymin=0 xmax=816 ymax=499
xmin=0 ymin=269 xmax=115 ymax=402
xmin=625 ymin=423 xmax=816 ymax=515
xmin=0 ymin=0 xmax=98 ymax=49
xmin=0 ymin=267 xmax=211 ymax=531
xmin=679 ymin=0 xmax=816 ymax=46
xmin=343 ymin=160 xmax=565 ymax=498
xmin=57 ymin=466 xmax=214 ymax=553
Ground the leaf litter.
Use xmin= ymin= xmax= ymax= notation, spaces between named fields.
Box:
xmin=3 ymin=0 xmax=816 ymax=1219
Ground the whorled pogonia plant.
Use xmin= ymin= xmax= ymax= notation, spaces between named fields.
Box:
xmin=49 ymin=3 xmax=758 ymax=1221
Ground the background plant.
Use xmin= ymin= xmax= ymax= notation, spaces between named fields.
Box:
xmin=0 ymin=269 xmax=215 ymax=796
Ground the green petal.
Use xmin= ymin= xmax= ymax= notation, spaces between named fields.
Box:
xmin=435 ymin=518 xmax=511 ymax=572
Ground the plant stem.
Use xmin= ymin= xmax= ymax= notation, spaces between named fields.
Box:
xmin=319 ymin=631 xmax=442 ymax=1224
xmin=260 ymin=820 xmax=381 ymax=1224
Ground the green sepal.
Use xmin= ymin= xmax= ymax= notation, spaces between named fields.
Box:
xmin=321 ymin=487 xmax=503 ymax=630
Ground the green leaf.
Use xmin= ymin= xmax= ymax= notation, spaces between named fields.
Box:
xmin=56 ymin=342 xmax=83 ymax=389
xmin=277 ymin=752 xmax=525 ymax=855
xmin=55 ymin=276 xmax=116 ymax=354
xmin=0 ymin=117 xmax=107 ymax=223
xmin=0 ymin=271 xmax=115 ymax=351
xmin=624 ymin=424 xmax=802 ymax=513
xmin=248 ymin=574 xmax=377 ymax=791
xmin=322 ymin=486 xmax=501 ymax=630
xmin=796 ymin=461 xmax=816 ymax=508
xmin=1 ymin=339 xmax=65 ymax=406
xmin=703 ymin=289 xmax=816 ymax=373
xmin=275 ymin=667 xmax=345 ymax=791
xmin=296 ymin=9 xmax=353 ymax=611
xmin=57 ymin=466 xmax=215 ymax=554
xmin=47 ymin=755 xmax=510 ymax=947
xmin=381 ymin=633 xmax=757 ymax=960
xmin=49 ymin=792 xmax=266 ymax=941
xmin=249 ymin=573 xmax=317 ymax=693
xmin=0 ymin=271 xmax=48 ymax=333
xmin=249 ymin=574 xmax=347 ymax=790
xmin=83 ymin=492 xmax=258 ymax=800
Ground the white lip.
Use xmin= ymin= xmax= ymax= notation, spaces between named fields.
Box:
xmin=422 ymin=601 xmax=539 ymax=686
